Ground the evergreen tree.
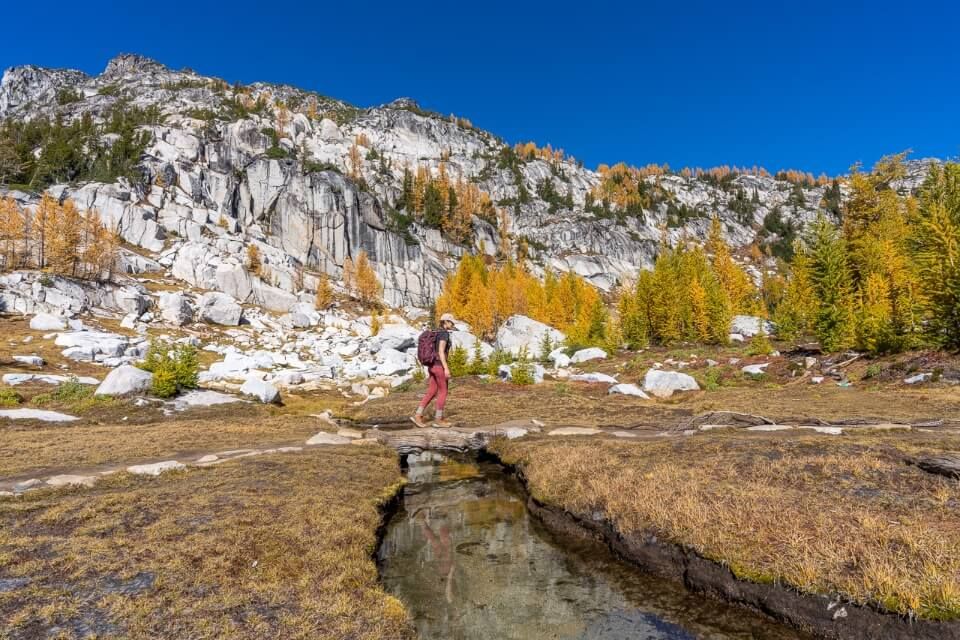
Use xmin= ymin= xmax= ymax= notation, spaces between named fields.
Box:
xmin=774 ymin=240 xmax=818 ymax=341
xmin=913 ymin=162 xmax=960 ymax=349
xmin=807 ymin=215 xmax=856 ymax=351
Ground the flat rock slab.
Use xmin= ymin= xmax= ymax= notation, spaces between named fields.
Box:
xmin=127 ymin=461 xmax=186 ymax=476
xmin=306 ymin=432 xmax=353 ymax=445
xmin=372 ymin=421 xmax=543 ymax=454
xmin=173 ymin=390 xmax=242 ymax=410
xmin=549 ymin=427 xmax=603 ymax=436
xmin=0 ymin=408 xmax=79 ymax=422
xmin=798 ymin=426 xmax=844 ymax=435
xmin=2 ymin=373 xmax=99 ymax=386
xmin=336 ymin=428 xmax=364 ymax=439
xmin=46 ymin=474 xmax=96 ymax=488
xmin=746 ymin=425 xmax=794 ymax=432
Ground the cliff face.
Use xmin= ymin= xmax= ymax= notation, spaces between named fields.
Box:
xmin=0 ymin=53 xmax=928 ymax=307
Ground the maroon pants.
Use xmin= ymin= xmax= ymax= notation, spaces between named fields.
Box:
xmin=418 ymin=363 xmax=448 ymax=413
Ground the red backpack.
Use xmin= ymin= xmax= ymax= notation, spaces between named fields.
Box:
xmin=417 ymin=330 xmax=440 ymax=366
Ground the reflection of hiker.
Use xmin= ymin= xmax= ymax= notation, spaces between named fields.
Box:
xmin=412 ymin=313 xmax=455 ymax=428
xmin=420 ymin=514 xmax=455 ymax=603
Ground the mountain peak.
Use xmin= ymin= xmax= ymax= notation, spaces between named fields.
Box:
xmin=102 ymin=53 xmax=167 ymax=78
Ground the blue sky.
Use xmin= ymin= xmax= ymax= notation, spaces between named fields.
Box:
xmin=2 ymin=0 xmax=958 ymax=175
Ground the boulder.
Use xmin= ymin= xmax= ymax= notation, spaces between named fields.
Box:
xmin=376 ymin=347 xmax=414 ymax=376
xmin=570 ymin=347 xmax=607 ymax=364
xmin=198 ymin=292 xmax=243 ymax=326
xmin=12 ymin=355 xmax=44 ymax=366
xmin=549 ymin=347 xmax=571 ymax=368
xmin=95 ymin=365 xmax=154 ymax=396
xmin=643 ymin=369 xmax=700 ymax=398
xmin=495 ymin=315 xmax=565 ymax=358
xmin=569 ymin=372 xmax=618 ymax=384
xmin=742 ymin=363 xmax=770 ymax=376
xmin=497 ymin=363 xmax=546 ymax=384
xmin=30 ymin=312 xmax=67 ymax=331
xmin=158 ymin=291 xmax=194 ymax=326
xmin=730 ymin=315 xmax=775 ymax=338
xmin=608 ymin=383 xmax=650 ymax=398
xmin=240 ymin=377 xmax=281 ymax=404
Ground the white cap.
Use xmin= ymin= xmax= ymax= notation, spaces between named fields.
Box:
xmin=439 ymin=313 xmax=456 ymax=324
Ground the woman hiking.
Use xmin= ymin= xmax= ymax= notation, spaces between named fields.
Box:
xmin=411 ymin=313 xmax=456 ymax=428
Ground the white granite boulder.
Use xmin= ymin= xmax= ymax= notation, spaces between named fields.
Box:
xmin=571 ymin=347 xmax=607 ymax=364
xmin=642 ymin=369 xmax=700 ymax=398
xmin=158 ymin=291 xmax=194 ymax=326
xmin=240 ymin=377 xmax=281 ymax=404
xmin=608 ymin=383 xmax=650 ymax=398
xmin=198 ymin=292 xmax=243 ymax=326
xmin=95 ymin=365 xmax=154 ymax=396
xmin=30 ymin=312 xmax=67 ymax=331
xmin=495 ymin=315 xmax=565 ymax=358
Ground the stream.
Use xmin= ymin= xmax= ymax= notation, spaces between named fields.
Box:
xmin=378 ymin=452 xmax=808 ymax=640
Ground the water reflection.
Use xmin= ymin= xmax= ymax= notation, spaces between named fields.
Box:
xmin=379 ymin=453 xmax=807 ymax=640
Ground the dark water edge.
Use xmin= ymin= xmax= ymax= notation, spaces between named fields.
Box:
xmin=377 ymin=452 xmax=810 ymax=640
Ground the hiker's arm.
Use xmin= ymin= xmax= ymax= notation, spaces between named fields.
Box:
xmin=438 ymin=339 xmax=450 ymax=377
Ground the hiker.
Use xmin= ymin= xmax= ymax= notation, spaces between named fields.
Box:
xmin=412 ymin=313 xmax=456 ymax=428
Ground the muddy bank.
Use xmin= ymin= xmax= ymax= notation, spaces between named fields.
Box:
xmin=485 ymin=451 xmax=960 ymax=640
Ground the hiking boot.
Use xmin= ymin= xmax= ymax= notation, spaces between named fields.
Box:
xmin=410 ymin=415 xmax=429 ymax=428
xmin=432 ymin=418 xmax=453 ymax=429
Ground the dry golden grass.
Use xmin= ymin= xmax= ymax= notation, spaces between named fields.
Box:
xmin=491 ymin=431 xmax=960 ymax=621
xmin=0 ymin=446 xmax=413 ymax=639
xmin=0 ymin=412 xmax=332 ymax=479
xmin=360 ymin=372 xmax=960 ymax=431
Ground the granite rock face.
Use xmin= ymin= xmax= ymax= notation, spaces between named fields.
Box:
xmin=0 ymin=53 xmax=875 ymax=309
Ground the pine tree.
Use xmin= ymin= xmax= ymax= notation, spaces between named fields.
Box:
xmin=857 ymin=272 xmax=895 ymax=353
xmin=315 ymin=272 xmax=334 ymax=309
xmin=246 ymin=244 xmax=262 ymax=275
xmin=706 ymin=216 xmax=756 ymax=313
xmin=0 ymin=197 xmax=24 ymax=270
xmin=688 ymin=277 xmax=710 ymax=342
xmin=32 ymin=193 xmax=58 ymax=268
xmin=807 ymin=215 xmax=856 ymax=352
xmin=342 ymin=256 xmax=355 ymax=297
xmin=913 ymin=162 xmax=960 ymax=348
xmin=774 ymin=240 xmax=818 ymax=341
xmin=47 ymin=198 xmax=81 ymax=276
xmin=354 ymin=251 xmax=381 ymax=305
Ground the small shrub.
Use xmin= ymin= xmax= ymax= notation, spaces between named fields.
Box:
xmin=467 ymin=342 xmax=487 ymax=376
xmin=701 ymin=367 xmax=722 ymax=391
xmin=140 ymin=340 xmax=199 ymax=398
xmin=412 ymin=367 xmax=426 ymax=383
xmin=510 ymin=362 xmax=536 ymax=385
xmin=863 ymin=363 xmax=882 ymax=379
xmin=152 ymin=367 xmax=178 ymax=398
xmin=30 ymin=377 xmax=109 ymax=412
xmin=554 ymin=382 xmax=570 ymax=396
xmin=0 ymin=388 xmax=22 ymax=407
xmin=747 ymin=332 xmax=774 ymax=356
xmin=370 ymin=310 xmax=382 ymax=336
xmin=485 ymin=349 xmax=512 ymax=377
xmin=538 ymin=333 xmax=555 ymax=362
xmin=448 ymin=345 xmax=469 ymax=377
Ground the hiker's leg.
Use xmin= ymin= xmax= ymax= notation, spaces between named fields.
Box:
xmin=434 ymin=368 xmax=449 ymax=418
xmin=417 ymin=366 xmax=439 ymax=413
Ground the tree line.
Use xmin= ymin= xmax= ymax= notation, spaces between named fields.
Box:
xmin=0 ymin=194 xmax=120 ymax=280
xmin=775 ymin=156 xmax=960 ymax=352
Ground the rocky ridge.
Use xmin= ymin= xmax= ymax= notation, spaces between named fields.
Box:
xmin=1 ymin=52 xmax=922 ymax=308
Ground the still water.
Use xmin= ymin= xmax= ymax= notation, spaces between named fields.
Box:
xmin=378 ymin=452 xmax=807 ymax=640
